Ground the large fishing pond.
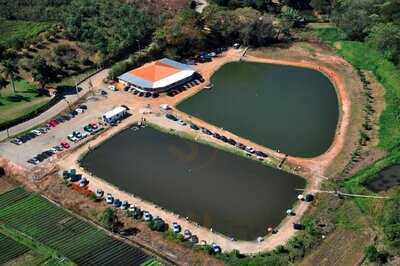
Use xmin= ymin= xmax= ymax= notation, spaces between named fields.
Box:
xmin=81 ymin=127 xmax=306 ymax=240
xmin=178 ymin=61 xmax=339 ymax=158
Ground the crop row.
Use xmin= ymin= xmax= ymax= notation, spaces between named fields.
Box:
xmin=0 ymin=232 xmax=30 ymax=264
xmin=0 ymin=188 xmax=150 ymax=266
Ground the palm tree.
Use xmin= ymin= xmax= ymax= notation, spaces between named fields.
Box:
xmin=2 ymin=59 xmax=18 ymax=94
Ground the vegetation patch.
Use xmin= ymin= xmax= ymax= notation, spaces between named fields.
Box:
xmin=0 ymin=20 xmax=53 ymax=48
xmin=0 ymin=187 xmax=152 ymax=266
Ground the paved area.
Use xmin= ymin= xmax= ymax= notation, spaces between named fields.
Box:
xmin=0 ymin=69 xmax=109 ymax=141
xmin=0 ymin=91 xmax=125 ymax=168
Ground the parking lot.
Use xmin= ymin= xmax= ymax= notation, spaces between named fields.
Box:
xmin=0 ymin=91 xmax=134 ymax=168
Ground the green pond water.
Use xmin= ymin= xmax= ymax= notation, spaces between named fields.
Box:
xmin=178 ymin=61 xmax=339 ymax=157
xmin=81 ymin=127 xmax=306 ymax=240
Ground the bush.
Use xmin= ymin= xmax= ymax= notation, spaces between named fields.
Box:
xmin=365 ymin=245 xmax=388 ymax=264
xmin=148 ymin=217 xmax=167 ymax=232
xmin=99 ymin=208 xmax=118 ymax=231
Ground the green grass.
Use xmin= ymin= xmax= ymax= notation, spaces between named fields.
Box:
xmin=314 ymin=27 xmax=400 ymax=152
xmin=313 ymin=26 xmax=400 ymax=248
xmin=0 ymin=20 xmax=53 ymax=47
xmin=313 ymin=27 xmax=347 ymax=44
xmin=140 ymin=258 xmax=164 ymax=266
xmin=335 ymin=42 xmax=400 ymax=151
xmin=0 ymin=79 xmax=50 ymax=126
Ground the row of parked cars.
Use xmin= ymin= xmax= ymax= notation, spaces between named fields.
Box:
xmin=67 ymin=122 xmax=102 ymax=143
xmin=27 ymin=141 xmax=71 ymax=165
xmin=165 ymin=114 xmax=268 ymax=160
xmin=63 ymin=168 xmax=223 ymax=254
xmin=11 ymin=104 xmax=88 ymax=146
xmin=166 ymin=77 xmax=204 ymax=97
xmin=94 ymin=188 xmax=222 ymax=254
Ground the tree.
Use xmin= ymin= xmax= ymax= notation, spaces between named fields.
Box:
xmin=1 ymin=59 xmax=18 ymax=94
xmin=100 ymin=208 xmax=118 ymax=231
xmin=368 ymin=22 xmax=400 ymax=64
xmin=364 ymin=245 xmax=388 ymax=264
xmin=31 ymin=56 xmax=55 ymax=89
xmin=0 ymin=75 xmax=8 ymax=97
xmin=310 ymin=0 xmax=331 ymax=14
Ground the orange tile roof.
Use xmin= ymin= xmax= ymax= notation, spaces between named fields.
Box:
xmin=130 ymin=61 xmax=180 ymax=82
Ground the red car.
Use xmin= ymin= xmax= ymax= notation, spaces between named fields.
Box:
xmin=49 ymin=120 xmax=59 ymax=127
xmin=61 ymin=142 xmax=70 ymax=149
xmin=90 ymin=122 xmax=98 ymax=129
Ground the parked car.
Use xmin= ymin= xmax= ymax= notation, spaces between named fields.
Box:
xmin=113 ymin=199 xmax=122 ymax=208
xmin=190 ymin=124 xmax=199 ymax=130
xmin=177 ymin=120 xmax=186 ymax=126
xmin=79 ymin=177 xmax=89 ymax=188
xmin=211 ymin=243 xmax=222 ymax=254
xmin=106 ymin=193 xmax=114 ymax=204
xmin=166 ymin=114 xmax=178 ymax=121
xmin=11 ymin=139 xmax=23 ymax=145
xmin=172 ymin=222 xmax=181 ymax=234
xmin=27 ymin=158 xmax=39 ymax=165
xmin=183 ymin=229 xmax=192 ymax=240
xmin=31 ymin=129 xmax=41 ymax=136
xmin=121 ymin=200 xmax=129 ymax=210
xmin=67 ymin=134 xmax=78 ymax=142
xmin=143 ymin=211 xmax=153 ymax=222
xmin=61 ymin=142 xmax=70 ymax=149
xmin=190 ymin=235 xmax=199 ymax=244
xmin=84 ymin=125 xmax=93 ymax=133
xmin=95 ymin=189 xmax=104 ymax=199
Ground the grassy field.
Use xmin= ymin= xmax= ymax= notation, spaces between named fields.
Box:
xmin=0 ymin=20 xmax=53 ymax=47
xmin=0 ymin=187 xmax=153 ymax=266
xmin=0 ymin=79 xmax=50 ymax=126
xmin=309 ymin=25 xmax=400 ymax=260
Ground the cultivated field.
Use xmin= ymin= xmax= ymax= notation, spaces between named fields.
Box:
xmin=0 ymin=187 xmax=153 ymax=266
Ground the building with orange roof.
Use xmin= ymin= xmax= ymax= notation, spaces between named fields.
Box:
xmin=118 ymin=58 xmax=196 ymax=92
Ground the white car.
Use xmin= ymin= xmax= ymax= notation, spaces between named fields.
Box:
xmin=75 ymin=108 xmax=84 ymax=113
xmin=106 ymin=193 xmax=114 ymax=204
xmin=67 ymin=134 xmax=78 ymax=142
xmin=177 ymin=120 xmax=186 ymax=126
xmin=95 ymin=189 xmax=104 ymax=199
xmin=172 ymin=222 xmax=181 ymax=234
xmin=121 ymin=200 xmax=129 ymax=210
xmin=32 ymin=129 xmax=42 ymax=136
xmin=245 ymin=146 xmax=255 ymax=153
xmin=143 ymin=211 xmax=152 ymax=222
xmin=79 ymin=177 xmax=88 ymax=187
xmin=183 ymin=229 xmax=191 ymax=240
